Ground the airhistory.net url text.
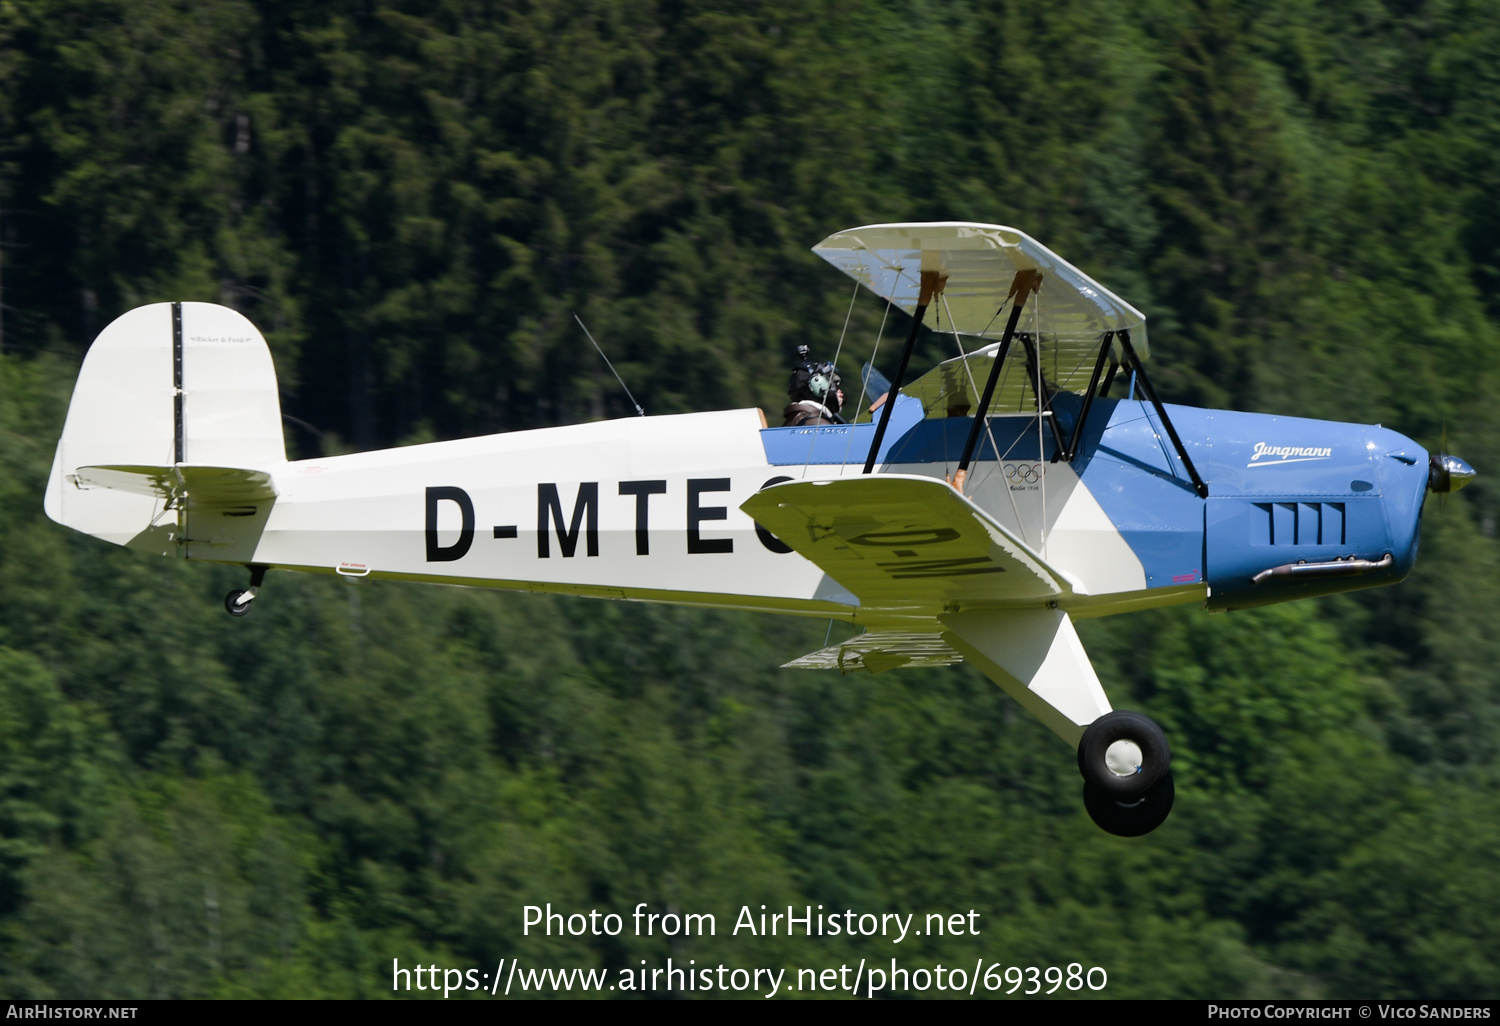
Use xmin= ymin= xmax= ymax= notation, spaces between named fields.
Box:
xmin=392 ymin=957 xmax=1108 ymax=998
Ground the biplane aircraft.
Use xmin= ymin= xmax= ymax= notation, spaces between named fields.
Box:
xmin=44 ymin=222 xmax=1474 ymax=836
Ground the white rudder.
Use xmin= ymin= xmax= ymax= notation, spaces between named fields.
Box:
xmin=44 ymin=302 xmax=286 ymax=557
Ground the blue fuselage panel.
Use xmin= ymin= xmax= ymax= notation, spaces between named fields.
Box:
xmin=761 ymin=395 xmax=1429 ymax=609
xmin=759 ymin=395 xmax=927 ymax=466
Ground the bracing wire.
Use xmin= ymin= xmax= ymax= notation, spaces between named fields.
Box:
xmin=1032 ymin=288 xmax=1047 ymax=557
xmin=853 ymin=294 xmax=892 ymax=423
xmin=800 ymin=276 xmax=863 ymax=477
xmin=827 ymin=276 xmax=861 ymax=412
xmin=941 ymin=292 xmax=1026 ymax=534
xmin=941 ymin=293 xmax=1008 ymax=461
xmin=840 ymin=284 xmax=895 ymax=470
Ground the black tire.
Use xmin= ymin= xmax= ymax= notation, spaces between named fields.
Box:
xmin=224 ymin=590 xmax=253 ymax=617
xmin=1077 ymin=710 xmax=1170 ymax=800
xmin=1082 ymin=772 xmax=1175 ymax=837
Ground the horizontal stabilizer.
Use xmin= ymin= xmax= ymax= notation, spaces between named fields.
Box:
xmin=783 ymin=630 xmax=964 ymax=673
xmin=73 ymin=465 xmax=277 ymax=504
xmin=741 ymin=474 xmax=1072 ymax=613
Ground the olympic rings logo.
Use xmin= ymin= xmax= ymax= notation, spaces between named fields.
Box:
xmin=1003 ymin=463 xmax=1044 ymax=484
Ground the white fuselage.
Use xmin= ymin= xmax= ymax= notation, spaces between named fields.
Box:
xmin=196 ymin=409 xmax=1183 ymax=627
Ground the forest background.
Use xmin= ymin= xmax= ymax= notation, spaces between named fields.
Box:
xmin=1 ymin=0 xmax=1499 ymax=1000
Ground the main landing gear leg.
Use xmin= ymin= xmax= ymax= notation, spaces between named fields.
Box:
xmin=939 ymin=610 xmax=1177 ymax=837
xmin=1076 ymin=711 xmax=1175 ymax=836
xmin=225 ymin=564 xmax=268 ymax=618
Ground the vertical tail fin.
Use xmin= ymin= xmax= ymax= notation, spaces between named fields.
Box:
xmin=45 ymin=302 xmax=286 ymax=554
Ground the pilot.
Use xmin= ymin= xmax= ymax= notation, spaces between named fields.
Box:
xmin=783 ymin=346 xmax=846 ymax=427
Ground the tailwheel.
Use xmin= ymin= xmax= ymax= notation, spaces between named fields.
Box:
xmin=1083 ymin=772 xmax=1175 ymax=837
xmin=224 ymin=589 xmax=255 ymax=616
xmin=224 ymin=564 xmax=268 ymax=618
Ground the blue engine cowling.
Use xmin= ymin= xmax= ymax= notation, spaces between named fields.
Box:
xmin=1197 ymin=411 xmax=1427 ymax=611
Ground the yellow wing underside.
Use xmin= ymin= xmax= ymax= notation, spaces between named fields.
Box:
xmin=741 ymin=474 xmax=1071 ymax=618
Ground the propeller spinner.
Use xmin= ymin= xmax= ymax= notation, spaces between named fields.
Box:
xmin=1429 ymin=452 xmax=1477 ymax=493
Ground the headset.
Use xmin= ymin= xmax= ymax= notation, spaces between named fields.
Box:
xmin=788 ymin=345 xmax=842 ymax=410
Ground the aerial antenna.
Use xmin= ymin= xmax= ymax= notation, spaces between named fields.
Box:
xmin=574 ymin=313 xmax=644 ymax=417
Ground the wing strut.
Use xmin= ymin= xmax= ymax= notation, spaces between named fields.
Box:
xmin=952 ymin=269 xmax=1042 ymax=490
xmin=1062 ymin=330 xmax=1116 ymax=462
xmin=1099 ymin=349 xmax=1122 ymax=396
xmin=1019 ymin=329 xmax=1070 ymax=457
xmin=1118 ymin=330 xmax=1209 ymax=498
xmin=863 ymin=270 xmax=946 ymax=474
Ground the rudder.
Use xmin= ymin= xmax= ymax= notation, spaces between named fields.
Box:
xmin=45 ymin=302 xmax=286 ymax=553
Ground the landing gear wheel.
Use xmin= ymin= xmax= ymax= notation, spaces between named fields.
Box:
xmin=1077 ymin=710 xmax=1170 ymax=800
xmin=1083 ymin=772 xmax=1175 ymax=837
xmin=224 ymin=589 xmax=254 ymax=617
xmin=224 ymin=565 xmax=269 ymax=618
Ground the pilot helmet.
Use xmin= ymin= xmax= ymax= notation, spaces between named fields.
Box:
xmin=788 ymin=346 xmax=842 ymax=411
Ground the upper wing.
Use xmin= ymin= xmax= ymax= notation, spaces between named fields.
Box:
xmin=811 ymin=222 xmax=1148 ymax=356
xmin=741 ymin=474 xmax=1073 ymax=614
